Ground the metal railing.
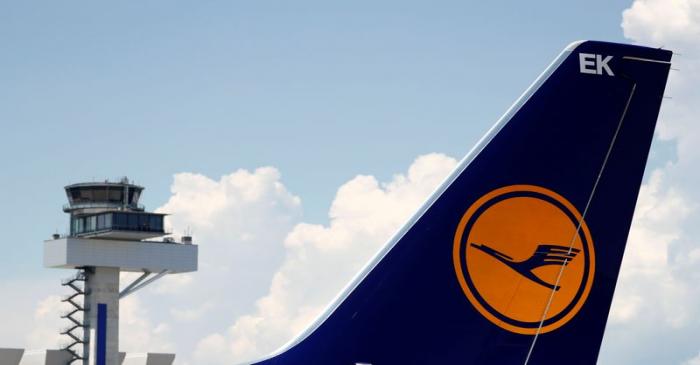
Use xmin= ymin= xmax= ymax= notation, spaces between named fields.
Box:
xmin=63 ymin=202 xmax=145 ymax=212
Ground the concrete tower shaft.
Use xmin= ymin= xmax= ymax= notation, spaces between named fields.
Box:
xmin=85 ymin=267 xmax=120 ymax=365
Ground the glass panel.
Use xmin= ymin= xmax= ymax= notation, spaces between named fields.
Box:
xmin=127 ymin=214 xmax=137 ymax=229
xmin=113 ymin=213 xmax=126 ymax=229
xmin=86 ymin=213 xmax=168 ymax=232
xmin=107 ymin=188 xmax=123 ymax=203
xmin=79 ymin=188 xmax=94 ymax=202
xmin=149 ymin=215 xmax=162 ymax=231
xmin=93 ymin=188 xmax=107 ymax=201
xmin=87 ymin=216 xmax=96 ymax=232
xmin=138 ymin=214 xmax=147 ymax=228
xmin=130 ymin=190 xmax=141 ymax=205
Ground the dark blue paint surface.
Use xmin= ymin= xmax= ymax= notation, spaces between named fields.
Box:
xmin=254 ymin=41 xmax=672 ymax=365
xmin=97 ymin=303 xmax=107 ymax=365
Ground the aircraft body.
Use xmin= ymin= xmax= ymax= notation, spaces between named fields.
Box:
xmin=248 ymin=40 xmax=672 ymax=364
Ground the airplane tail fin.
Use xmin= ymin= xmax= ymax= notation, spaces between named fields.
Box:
xmin=253 ymin=41 xmax=672 ymax=365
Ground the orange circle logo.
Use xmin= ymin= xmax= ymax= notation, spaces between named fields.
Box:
xmin=453 ymin=185 xmax=595 ymax=335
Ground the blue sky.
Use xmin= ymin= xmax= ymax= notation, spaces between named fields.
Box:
xmin=1 ymin=0 xmax=637 ymax=277
xmin=2 ymin=1 xmax=697 ymax=364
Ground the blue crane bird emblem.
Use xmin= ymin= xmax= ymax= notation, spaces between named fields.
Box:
xmin=471 ymin=243 xmax=581 ymax=291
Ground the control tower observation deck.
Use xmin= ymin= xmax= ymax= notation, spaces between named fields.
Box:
xmin=62 ymin=180 xmax=165 ymax=241
xmin=44 ymin=178 xmax=198 ymax=365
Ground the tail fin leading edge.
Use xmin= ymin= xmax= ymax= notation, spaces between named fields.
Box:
xmin=253 ymin=40 xmax=672 ymax=365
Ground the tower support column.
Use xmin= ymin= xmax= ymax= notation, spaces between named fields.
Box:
xmin=84 ymin=267 xmax=120 ymax=365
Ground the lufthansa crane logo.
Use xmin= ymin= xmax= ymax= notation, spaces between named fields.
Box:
xmin=453 ymin=185 xmax=595 ymax=335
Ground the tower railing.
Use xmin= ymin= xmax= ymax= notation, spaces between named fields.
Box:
xmin=63 ymin=202 xmax=145 ymax=212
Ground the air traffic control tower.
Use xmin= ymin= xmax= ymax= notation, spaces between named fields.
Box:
xmin=43 ymin=178 xmax=198 ymax=365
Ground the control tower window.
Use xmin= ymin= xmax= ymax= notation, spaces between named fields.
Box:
xmin=108 ymin=189 xmax=123 ymax=203
xmin=97 ymin=214 xmax=105 ymax=230
xmin=149 ymin=215 xmax=161 ymax=230
xmin=71 ymin=212 xmax=164 ymax=236
xmin=87 ymin=216 xmax=97 ymax=232
xmin=113 ymin=213 xmax=126 ymax=229
xmin=128 ymin=189 xmax=141 ymax=205
xmin=93 ymin=188 xmax=107 ymax=202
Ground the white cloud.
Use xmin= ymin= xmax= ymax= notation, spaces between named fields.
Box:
xmin=684 ymin=352 xmax=700 ymax=365
xmin=0 ymin=279 xmax=70 ymax=351
xmin=170 ymin=301 xmax=215 ymax=322
xmin=151 ymin=274 xmax=194 ymax=295
xmin=622 ymin=0 xmax=700 ymax=48
xmin=600 ymin=1 xmax=700 ymax=364
xmin=188 ymin=153 xmax=458 ymax=364
xmin=129 ymin=167 xmax=303 ymax=359
xmin=157 ymin=168 xmax=301 ymax=282
xmin=119 ymin=296 xmax=174 ymax=353
xmin=25 ymin=295 xmax=66 ymax=350
xmin=231 ymin=153 xmax=456 ymax=361
xmin=608 ymin=170 xmax=692 ymax=327
xmin=192 ymin=334 xmax=230 ymax=365
xmin=18 ymin=286 xmax=172 ymax=357
xmin=623 ymin=0 xmax=700 ymax=163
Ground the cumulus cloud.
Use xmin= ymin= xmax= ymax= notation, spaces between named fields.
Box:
xmin=609 ymin=170 xmax=692 ymax=327
xmin=0 ymin=279 xmax=70 ymax=351
xmin=192 ymin=333 xmax=230 ymax=365
xmin=623 ymin=0 xmax=700 ymax=162
xmin=170 ymin=301 xmax=216 ymax=322
xmin=684 ymin=352 xmax=700 ymax=365
xmin=150 ymin=273 xmax=194 ymax=295
xmin=622 ymin=0 xmax=700 ymax=51
xmin=19 ymin=288 xmax=173 ymax=356
xmin=188 ymin=153 xmax=457 ymax=364
xmin=157 ymin=168 xmax=301 ymax=282
xmin=123 ymin=167 xmax=303 ymax=358
xmin=119 ymin=296 xmax=174 ymax=353
xmin=598 ymin=1 xmax=700 ymax=364
xmin=25 ymin=295 xmax=66 ymax=350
